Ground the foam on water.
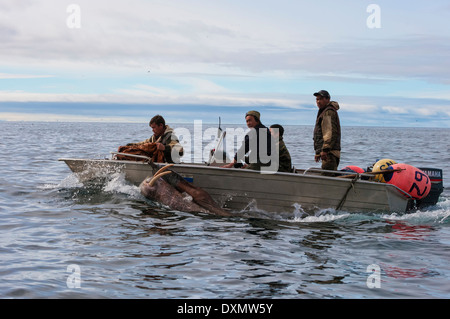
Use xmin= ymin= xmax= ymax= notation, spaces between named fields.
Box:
xmin=238 ymin=202 xmax=352 ymax=223
xmin=268 ymin=199 xmax=450 ymax=225
xmin=381 ymin=197 xmax=450 ymax=225
xmin=292 ymin=212 xmax=351 ymax=223
xmin=290 ymin=203 xmax=350 ymax=223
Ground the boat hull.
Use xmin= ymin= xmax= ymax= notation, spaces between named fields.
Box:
xmin=59 ymin=158 xmax=415 ymax=214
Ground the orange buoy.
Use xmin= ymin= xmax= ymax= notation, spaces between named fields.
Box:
xmin=384 ymin=163 xmax=431 ymax=199
xmin=341 ymin=165 xmax=365 ymax=174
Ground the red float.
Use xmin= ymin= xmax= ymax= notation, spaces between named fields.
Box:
xmin=384 ymin=164 xmax=431 ymax=199
xmin=341 ymin=165 xmax=365 ymax=174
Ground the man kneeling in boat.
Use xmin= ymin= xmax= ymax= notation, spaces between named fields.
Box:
xmin=270 ymin=124 xmax=292 ymax=173
xmin=221 ymin=110 xmax=278 ymax=173
xmin=123 ymin=115 xmax=184 ymax=163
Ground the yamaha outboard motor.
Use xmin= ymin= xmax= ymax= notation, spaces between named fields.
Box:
xmin=416 ymin=168 xmax=444 ymax=209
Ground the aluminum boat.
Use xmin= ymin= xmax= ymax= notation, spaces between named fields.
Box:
xmin=59 ymin=156 xmax=443 ymax=214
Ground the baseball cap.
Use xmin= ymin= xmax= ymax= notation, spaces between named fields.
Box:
xmin=313 ymin=90 xmax=330 ymax=99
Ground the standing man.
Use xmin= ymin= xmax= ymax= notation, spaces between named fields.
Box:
xmin=127 ymin=115 xmax=184 ymax=163
xmin=313 ymin=90 xmax=341 ymax=171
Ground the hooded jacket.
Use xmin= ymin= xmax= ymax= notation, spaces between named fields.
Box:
xmin=313 ymin=101 xmax=341 ymax=158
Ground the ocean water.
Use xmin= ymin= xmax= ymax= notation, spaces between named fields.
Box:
xmin=0 ymin=121 xmax=449 ymax=299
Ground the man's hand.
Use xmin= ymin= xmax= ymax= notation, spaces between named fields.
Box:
xmin=156 ymin=143 xmax=165 ymax=151
xmin=315 ymin=151 xmax=328 ymax=162
xmin=221 ymin=159 xmax=237 ymax=168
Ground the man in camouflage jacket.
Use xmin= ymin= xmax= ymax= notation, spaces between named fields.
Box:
xmin=127 ymin=115 xmax=184 ymax=163
xmin=313 ymin=90 xmax=341 ymax=171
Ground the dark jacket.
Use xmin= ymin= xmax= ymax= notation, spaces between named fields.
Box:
xmin=277 ymin=137 xmax=292 ymax=172
xmin=234 ymin=123 xmax=273 ymax=170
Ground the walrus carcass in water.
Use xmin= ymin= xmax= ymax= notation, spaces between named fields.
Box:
xmin=140 ymin=164 xmax=231 ymax=216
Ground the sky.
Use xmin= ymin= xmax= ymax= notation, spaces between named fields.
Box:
xmin=0 ymin=0 xmax=450 ymax=127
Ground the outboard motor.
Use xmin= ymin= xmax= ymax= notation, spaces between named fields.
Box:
xmin=416 ymin=168 xmax=444 ymax=209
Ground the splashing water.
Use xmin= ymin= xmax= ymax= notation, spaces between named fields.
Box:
xmin=103 ymin=172 xmax=142 ymax=199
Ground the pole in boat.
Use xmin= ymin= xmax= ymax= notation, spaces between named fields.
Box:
xmin=207 ymin=117 xmax=226 ymax=166
xmin=110 ymin=151 xmax=158 ymax=169
xmin=336 ymin=168 xmax=405 ymax=179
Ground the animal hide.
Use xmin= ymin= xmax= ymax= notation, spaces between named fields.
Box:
xmin=116 ymin=143 xmax=165 ymax=162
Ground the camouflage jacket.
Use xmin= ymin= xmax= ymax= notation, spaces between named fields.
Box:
xmin=313 ymin=101 xmax=341 ymax=158
xmin=131 ymin=125 xmax=184 ymax=163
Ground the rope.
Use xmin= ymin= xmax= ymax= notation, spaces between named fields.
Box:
xmin=336 ymin=173 xmax=359 ymax=210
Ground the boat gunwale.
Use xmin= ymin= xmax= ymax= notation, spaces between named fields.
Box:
xmin=59 ymin=157 xmax=387 ymax=184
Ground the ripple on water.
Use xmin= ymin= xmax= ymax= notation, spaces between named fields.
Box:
xmin=1 ymin=122 xmax=449 ymax=298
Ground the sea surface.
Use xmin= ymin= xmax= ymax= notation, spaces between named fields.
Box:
xmin=0 ymin=121 xmax=449 ymax=299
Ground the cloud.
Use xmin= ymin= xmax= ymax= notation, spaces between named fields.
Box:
xmin=1 ymin=1 xmax=450 ymax=128
xmin=2 ymin=0 xmax=448 ymax=85
xmin=0 ymin=73 xmax=54 ymax=79
xmin=381 ymin=106 xmax=409 ymax=114
xmin=0 ymin=88 xmax=304 ymax=110
xmin=0 ymin=91 xmax=117 ymax=103
xmin=342 ymin=103 xmax=379 ymax=113
xmin=415 ymin=105 xmax=450 ymax=117
xmin=0 ymin=112 xmax=138 ymax=123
